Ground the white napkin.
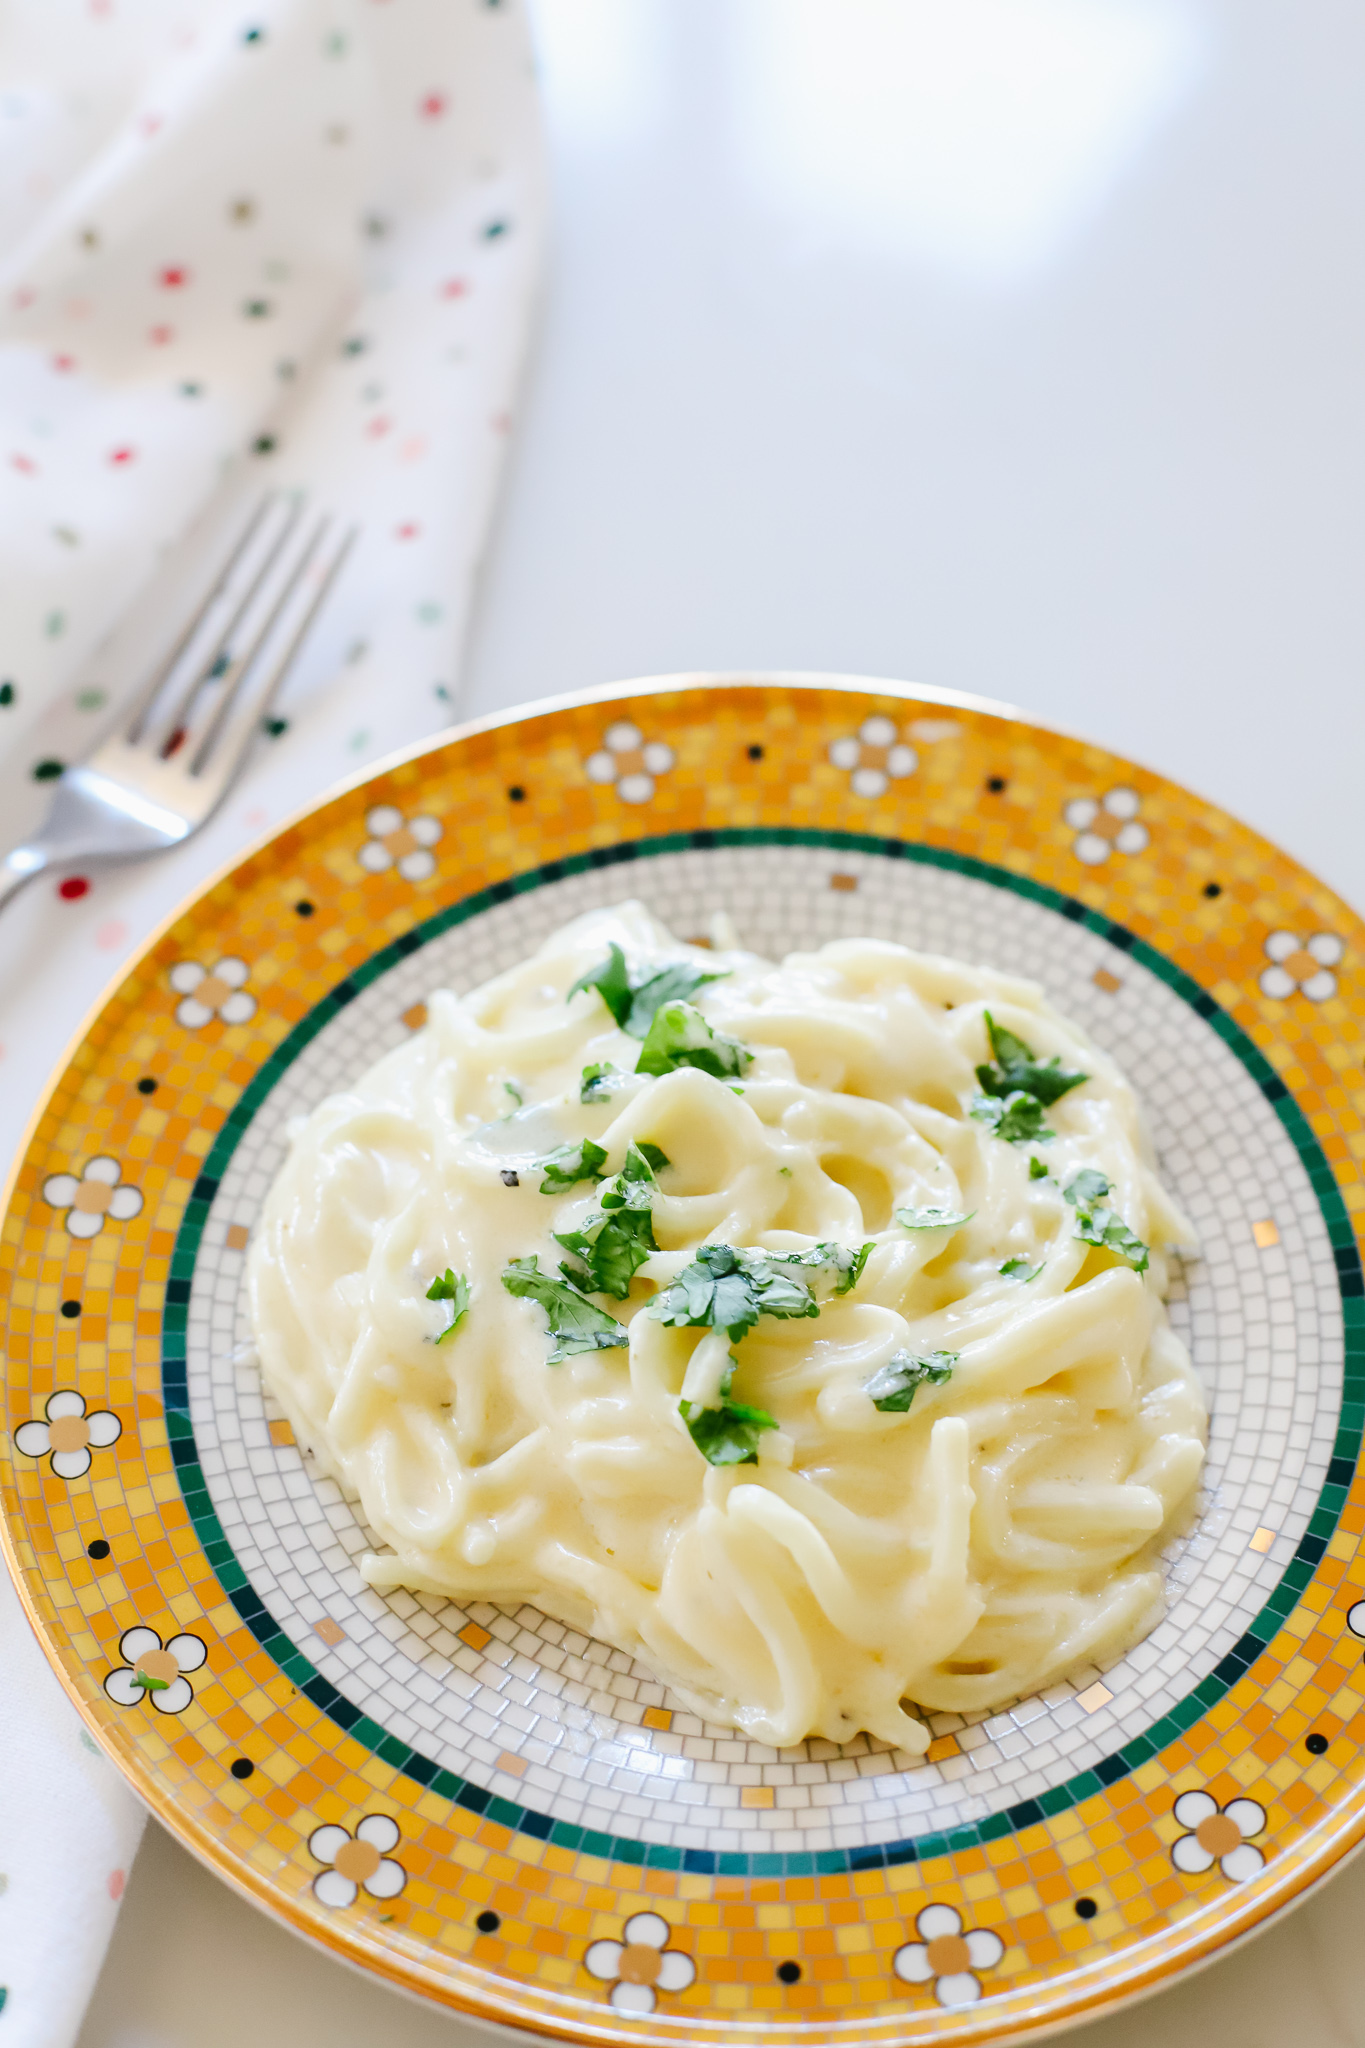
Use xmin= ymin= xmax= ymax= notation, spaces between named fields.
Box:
xmin=0 ymin=3 xmax=545 ymax=2039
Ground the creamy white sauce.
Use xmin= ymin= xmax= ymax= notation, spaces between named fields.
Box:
xmin=249 ymin=902 xmax=1206 ymax=1751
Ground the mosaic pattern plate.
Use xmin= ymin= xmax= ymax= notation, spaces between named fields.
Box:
xmin=3 ymin=673 xmax=1364 ymax=2045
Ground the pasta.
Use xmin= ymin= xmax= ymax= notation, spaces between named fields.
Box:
xmin=248 ymin=902 xmax=1206 ymax=1753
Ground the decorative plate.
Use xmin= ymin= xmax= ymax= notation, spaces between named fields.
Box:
xmin=3 ymin=673 xmax=1364 ymax=2046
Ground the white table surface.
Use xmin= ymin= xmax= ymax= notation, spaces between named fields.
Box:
xmin=69 ymin=0 xmax=1365 ymax=2040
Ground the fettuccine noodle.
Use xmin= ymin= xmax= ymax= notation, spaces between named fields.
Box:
xmin=249 ymin=902 xmax=1206 ymax=1752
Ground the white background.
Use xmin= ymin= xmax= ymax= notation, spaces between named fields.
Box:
xmin=74 ymin=0 xmax=1365 ymax=2040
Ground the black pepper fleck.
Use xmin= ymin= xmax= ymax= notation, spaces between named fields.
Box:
xmin=500 ymin=1170 xmax=520 ymax=1188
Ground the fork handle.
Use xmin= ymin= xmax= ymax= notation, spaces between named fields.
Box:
xmin=0 ymin=845 xmax=48 ymax=915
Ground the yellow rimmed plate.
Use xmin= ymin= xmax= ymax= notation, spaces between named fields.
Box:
xmin=3 ymin=672 xmax=1364 ymax=2044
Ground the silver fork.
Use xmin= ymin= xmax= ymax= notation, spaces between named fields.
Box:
xmin=0 ymin=491 xmax=355 ymax=915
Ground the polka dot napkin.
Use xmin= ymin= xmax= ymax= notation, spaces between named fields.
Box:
xmin=0 ymin=3 xmax=544 ymax=2038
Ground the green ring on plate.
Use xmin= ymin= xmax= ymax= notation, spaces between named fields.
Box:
xmin=161 ymin=827 xmax=1365 ymax=1880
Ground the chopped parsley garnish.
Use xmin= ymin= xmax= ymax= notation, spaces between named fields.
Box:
xmin=649 ymin=1243 xmax=820 ymax=1341
xmin=895 ymin=1205 xmax=973 ymax=1231
xmin=1000 ymin=1257 xmax=1042 ymax=1282
xmin=426 ymin=1268 xmax=471 ymax=1341
xmin=1064 ymin=1170 xmax=1149 ymax=1272
xmin=634 ymin=1000 xmax=751 ymax=1081
xmin=569 ymin=943 xmax=726 ymax=1038
xmin=568 ymin=943 xmax=633 ymax=1028
xmin=133 ymin=1671 xmax=170 ymax=1692
xmin=556 ymin=1210 xmax=653 ymax=1298
xmin=580 ymin=1061 xmax=626 ymax=1103
xmin=555 ymin=1142 xmax=666 ymax=1298
xmin=500 ymin=1255 xmax=628 ymax=1362
xmin=1028 ymin=1155 xmax=1050 ymax=1180
xmin=535 ymin=1138 xmax=608 ymax=1194
xmin=769 ymin=1240 xmax=872 ymax=1294
xmin=501 ymin=1081 xmax=524 ymax=1112
xmin=976 ymin=1011 xmax=1087 ymax=1107
xmin=624 ymin=960 xmax=725 ymax=1038
xmin=630 ymin=1141 xmax=670 ymax=1175
xmin=970 ymin=1090 xmax=1053 ymax=1143
xmin=865 ymin=1349 xmax=957 ymax=1413
xmin=680 ymin=1389 xmax=778 ymax=1466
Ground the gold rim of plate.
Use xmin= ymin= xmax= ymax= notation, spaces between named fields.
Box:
xmin=3 ymin=672 xmax=1364 ymax=2044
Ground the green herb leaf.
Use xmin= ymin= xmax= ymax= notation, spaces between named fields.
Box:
xmin=635 ymin=1000 xmax=751 ymax=1081
xmin=580 ymin=1061 xmax=627 ymax=1103
xmin=1080 ymin=1212 xmax=1149 ymax=1270
xmin=501 ymin=1081 xmax=524 ymax=1112
xmin=557 ymin=1208 xmax=655 ymax=1298
xmin=625 ymin=961 xmax=725 ymax=1039
xmin=970 ymin=1090 xmax=1053 ymax=1143
xmin=568 ymin=943 xmax=633 ymax=1028
xmin=426 ymin=1267 xmax=471 ymax=1341
xmin=895 ymin=1205 xmax=974 ymax=1231
xmin=975 ymin=1010 xmax=1087 ymax=1107
xmin=1000 ymin=1257 xmax=1042 ymax=1282
xmin=649 ymin=1242 xmax=819 ymax=1341
xmin=536 ymin=1138 xmax=608 ymax=1194
xmin=625 ymin=1140 xmax=670 ymax=1177
xmin=865 ymin=1349 xmax=958 ymax=1413
xmin=985 ymin=1013 xmax=1035 ymax=1066
xmin=568 ymin=946 xmax=728 ymax=1040
xmin=556 ymin=1144 xmax=664 ymax=1298
xmin=501 ymin=1255 xmax=628 ymax=1362
xmin=1063 ymin=1171 xmax=1149 ymax=1272
xmin=769 ymin=1240 xmax=873 ymax=1294
xmin=133 ymin=1671 xmax=170 ymax=1693
xmin=1071 ymin=1205 xmax=1149 ymax=1271
xmin=598 ymin=1143 xmax=664 ymax=1209
xmin=1028 ymin=1156 xmax=1050 ymax=1181
xmin=841 ymin=1241 xmax=873 ymax=1293
xmin=679 ymin=1394 xmax=778 ymax=1466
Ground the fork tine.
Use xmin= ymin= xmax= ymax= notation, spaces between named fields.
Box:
xmin=186 ymin=514 xmax=356 ymax=783
xmin=123 ymin=494 xmax=286 ymax=745
xmin=140 ymin=494 xmax=306 ymax=760
xmin=231 ymin=519 xmax=358 ymax=732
